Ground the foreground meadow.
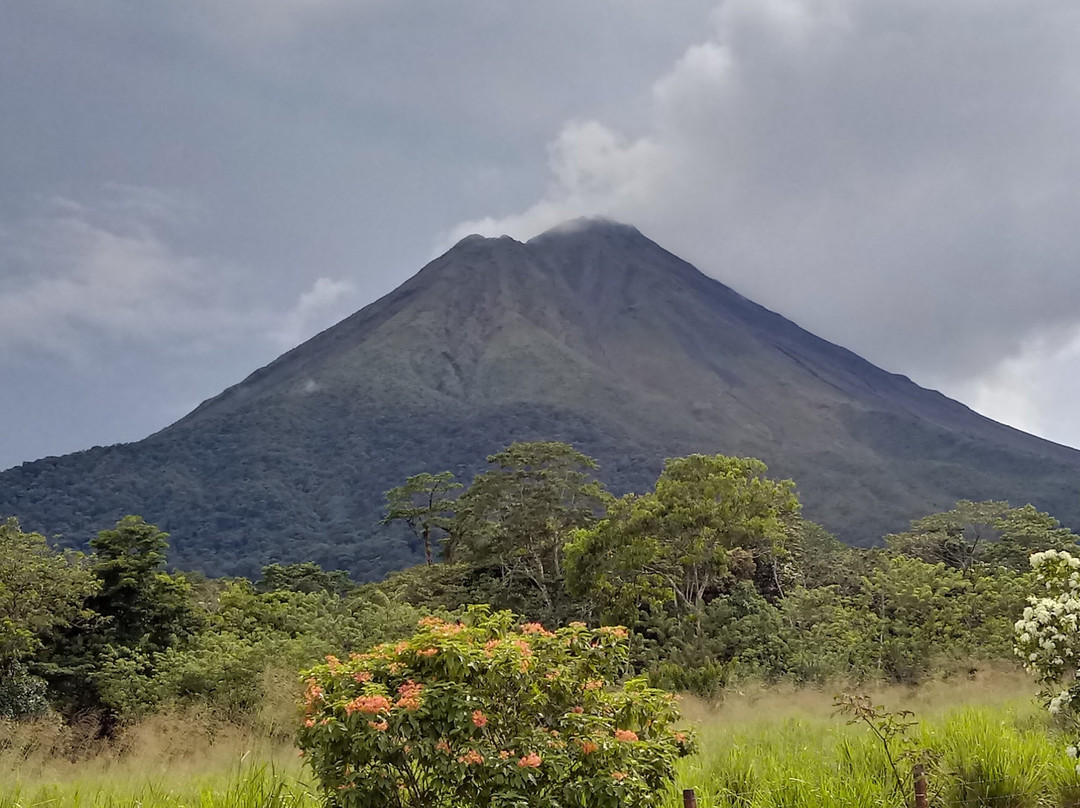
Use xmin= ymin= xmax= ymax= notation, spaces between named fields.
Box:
xmin=3 ymin=669 xmax=1077 ymax=808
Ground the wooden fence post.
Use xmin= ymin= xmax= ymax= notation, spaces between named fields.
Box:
xmin=913 ymin=764 xmax=928 ymax=808
xmin=683 ymin=788 xmax=698 ymax=808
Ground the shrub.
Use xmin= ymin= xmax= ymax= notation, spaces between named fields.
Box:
xmin=296 ymin=607 xmax=694 ymax=807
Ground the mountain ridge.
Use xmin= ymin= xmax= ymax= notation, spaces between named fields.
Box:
xmin=3 ymin=218 xmax=1079 ymax=579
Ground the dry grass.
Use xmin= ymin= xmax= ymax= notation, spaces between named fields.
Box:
xmin=0 ymin=707 xmax=306 ymax=805
xmin=678 ymin=662 xmax=1035 ymax=727
xmin=0 ymin=665 xmax=1056 ymax=807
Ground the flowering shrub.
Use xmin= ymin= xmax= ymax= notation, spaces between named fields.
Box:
xmin=1014 ymin=549 xmax=1080 ymax=766
xmin=297 ymin=607 xmax=694 ymax=807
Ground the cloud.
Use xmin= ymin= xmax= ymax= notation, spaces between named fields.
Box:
xmin=0 ymin=190 xmax=251 ymax=361
xmin=0 ymin=187 xmax=355 ymax=363
xmin=954 ymin=325 xmax=1080 ymax=451
xmin=450 ymin=0 xmax=1080 ymax=446
xmin=273 ymin=276 xmax=357 ymax=349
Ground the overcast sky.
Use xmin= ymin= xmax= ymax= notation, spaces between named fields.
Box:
xmin=3 ymin=0 xmax=1080 ymax=471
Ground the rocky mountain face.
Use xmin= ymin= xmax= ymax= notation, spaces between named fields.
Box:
xmin=3 ymin=219 xmax=1079 ymax=579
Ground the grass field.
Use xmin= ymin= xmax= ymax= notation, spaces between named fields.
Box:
xmin=669 ymin=668 xmax=1078 ymax=807
xmin=2 ymin=668 xmax=1076 ymax=807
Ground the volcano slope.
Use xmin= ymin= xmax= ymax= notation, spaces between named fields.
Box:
xmin=3 ymin=219 xmax=1078 ymax=579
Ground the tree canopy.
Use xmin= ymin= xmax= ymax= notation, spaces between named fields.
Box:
xmin=886 ymin=500 xmax=1079 ymax=573
xmin=565 ymin=454 xmax=800 ymax=621
xmin=382 ymin=471 xmax=462 ymax=565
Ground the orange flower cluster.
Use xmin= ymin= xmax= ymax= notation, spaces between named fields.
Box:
xmin=612 ymin=771 xmax=628 ymax=781
xmin=472 ymin=710 xmax=488 ymax=728
xmin=517 ymin=753 xmax=542 ymax=768
xmin=514 ymin=639 xmax=533 ymax=671
xmin=458 ymin=749 xmax=484 ymax=765
xmin=583 ymin=680 xmax=603 ymax=691
xmin=419 ymin=616 xmax=465 ymax=636
xmin=521 ymin=622 xmax=555 ymax=637
xmin=498 ymin=750 xmax=511 ymax=760
xmin=396 ymin=680 xmax=423 ymax=711
xmin=417 ymin=647 xmax=438 ymax=657
xmin=483 ymin=639 xmax=500 ymax=657
xmin=436 ymin=739 xmax=452 ymax=753
xmin=345 ymin=695 xmax=393 ymax=715
xmin=673 ymin=731 xmax=688 ymax=743
xmin=579 ymin=740 xmax=599 ymax=755
xmin=368 ymin=720 xmax=389 ymax=731
xmin=353 ymin=671 xmax=373 ymax=683
xmin=325 ymin=654 xmax=341 ymax=672
xmin=598 ymin=626 xmax=629 ymax=639
xmin=303 ymin=680 xmax=324 ymax=712
xmin=614 ymin=729 xmax=639 ymax=743
xmin=571 ymin=706 xmax=585 ymax=714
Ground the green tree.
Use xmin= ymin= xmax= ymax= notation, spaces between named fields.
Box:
xmin=257 ymin=562 xmax=355 ymax=595
xmin=382 ymin=472 xmax=462 ymax=565
xmin=887 ymin=500 xmax=1078 ymax=574
xmin=38 ymin=516 xmax=198 ymax=721
xmin=0 ymin=517 xmax=97 ymax=718
xmin=856 ymin=553 xmax=1026 ymax=682
xmin=0 ymin=517 xmax=97 ymax=666
xmin=455 ymin=442 xmax=610 ymax=617
xmin=87 ymin=515 xmax=196 ymax=652
xmin=93 ymin=580 xmax=420 ymax=720
xmin=565 ymin=454 xmax=800 ymax=621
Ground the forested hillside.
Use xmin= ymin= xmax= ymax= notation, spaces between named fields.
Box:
xmin=3 ymin=220 xmax=1079 ymax=580
xmin=4 ymin=442 xmax=1075 ymax=724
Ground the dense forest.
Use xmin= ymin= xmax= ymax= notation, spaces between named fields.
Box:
xmin=3 ymin=440 xmax=1076 ymax=726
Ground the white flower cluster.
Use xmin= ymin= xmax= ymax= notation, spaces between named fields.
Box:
xmin=1049 ymin=689 xmax=1073 ymax=715
xmin=1015 ymin=550 xmax=1080 ymax=769
xmin=1014 ymin=565 xmax=1080 ymax=678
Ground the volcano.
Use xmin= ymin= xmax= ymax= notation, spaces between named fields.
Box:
xmin=3 ymin=219 xmax=1079 ymax=579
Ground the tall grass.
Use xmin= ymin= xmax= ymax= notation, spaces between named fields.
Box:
xmin=668 ymin=668 xmax=1080 ymax=808
xmin=4 ymin=668 xmax=1078 ymax=808
xmin=0 ymin=765 xmax=315 ymax=808
xmin=0 ymin=708 xmax=312 ymax=808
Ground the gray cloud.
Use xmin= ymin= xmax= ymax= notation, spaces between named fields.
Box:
xmin=0 ymin=186 xmax=357 ymax=467
xmin=453 ymin=0 xmax=1080 ymax=448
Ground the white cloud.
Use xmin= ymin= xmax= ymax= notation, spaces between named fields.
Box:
xmin=450 ymin=0 xmax=1080 ymax=447
xmin=952 ymin=326 xmax=1080 ymax=450
xmin=273 ymin=276 xmax=357 ymax=349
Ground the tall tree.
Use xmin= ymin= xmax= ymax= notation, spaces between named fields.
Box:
xmin=886 ymin=500 xmax=1079 ymax=574
xmin=38 ymin=516 xmax=198 ymax=721
xmin=454 ymin=441 xmax=610 ymax=614
xmin=0 ymin=517 xmax=98 ymax=717
xmin=381 ymin=471 xmax=462 ymax=564
xmin=87 ymin=515 xmax=195 ymax=652
xmin=565 ymin=454 xmax=800 ymax=621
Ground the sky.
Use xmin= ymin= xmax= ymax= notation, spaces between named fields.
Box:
xmin=3 ymin=0 xmax=1080 ymax=471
